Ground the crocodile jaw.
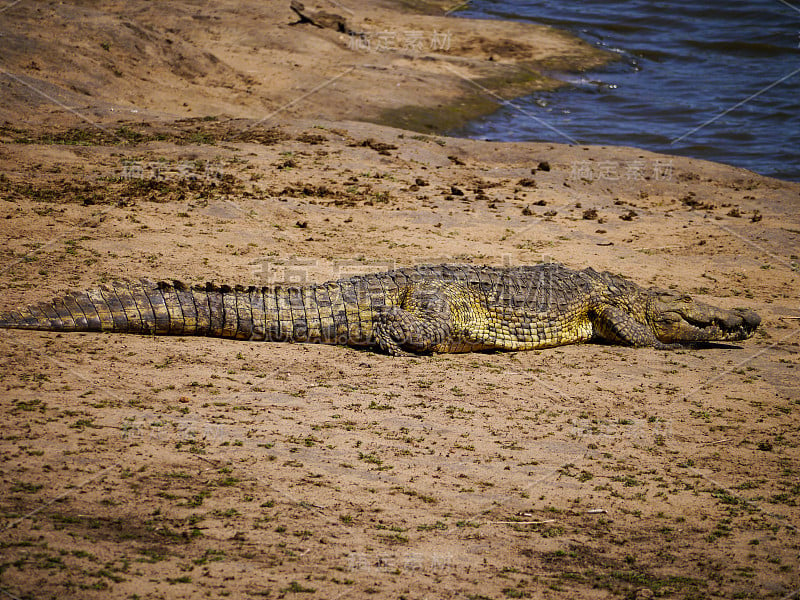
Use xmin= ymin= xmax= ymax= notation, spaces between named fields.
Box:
xmin=649 ymin=292 xmax=761 ymax=344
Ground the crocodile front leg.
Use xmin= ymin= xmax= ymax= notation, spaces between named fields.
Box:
xmin=592 ymin=305 xmax=679 ymax=349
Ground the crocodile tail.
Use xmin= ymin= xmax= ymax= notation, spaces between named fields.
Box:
xmin=0 ymin=279 xmax=265 ymax=340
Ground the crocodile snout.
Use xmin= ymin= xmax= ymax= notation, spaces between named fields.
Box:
xmin=738 ymin=309 xmax=761 ymax=330
xmin=731 ymin=308 xmax=761 ymax=330
xmin=715 ymin=308 xmax=760 ymax=331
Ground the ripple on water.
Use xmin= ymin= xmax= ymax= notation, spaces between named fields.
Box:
xmin=450 ymin=0 xmax=800 ymax=181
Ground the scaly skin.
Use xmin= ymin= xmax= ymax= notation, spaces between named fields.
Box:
xmin=0 ymin=264 xmax=761 ymax=355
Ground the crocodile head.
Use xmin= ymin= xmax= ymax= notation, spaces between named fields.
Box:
xmin=647 ymin=290 xmax=761 ymax=344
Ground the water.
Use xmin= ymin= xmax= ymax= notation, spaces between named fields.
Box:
xmin=450 ymin=0 xmax=800 ymax=181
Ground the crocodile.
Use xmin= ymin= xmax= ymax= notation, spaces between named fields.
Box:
xmin=0 ymin=264 xmax=760 ymax=355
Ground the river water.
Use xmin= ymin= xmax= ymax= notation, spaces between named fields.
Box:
xmin=450 ymin=0 xmax=800 ymax=181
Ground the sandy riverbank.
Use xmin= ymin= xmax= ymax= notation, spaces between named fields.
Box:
xmin=0 ymin=0 xmax=609 ymax=132
xmin=1 ymin=2 xmax=799 ymax=599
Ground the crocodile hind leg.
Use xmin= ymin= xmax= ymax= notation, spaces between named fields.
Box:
xmin=373 ymin=281 xmax=497 ymax=355
xmin=373 ymin=305 xmax=451 ymax=356
xmin=373 ymin=282 xmax=456 ymax=355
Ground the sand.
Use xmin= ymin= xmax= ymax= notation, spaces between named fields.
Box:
xmin=0 ymin=1 xmax=799 ymax=599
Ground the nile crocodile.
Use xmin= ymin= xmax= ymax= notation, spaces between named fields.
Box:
xmin=0 ymin=264 xmax=760 ymax=355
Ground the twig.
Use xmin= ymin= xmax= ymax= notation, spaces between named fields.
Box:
xmin=488 ymin=519 xmax=557 ymax=525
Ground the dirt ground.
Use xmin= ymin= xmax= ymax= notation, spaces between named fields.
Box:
xmin=1 ymin=2 xmax=799 ymax=600
xmin=0 ymin=0 xmax=608 ymax=133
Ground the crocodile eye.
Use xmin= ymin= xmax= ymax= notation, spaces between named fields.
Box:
xmin=682 ymin=295 xmax=692 ymax=303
